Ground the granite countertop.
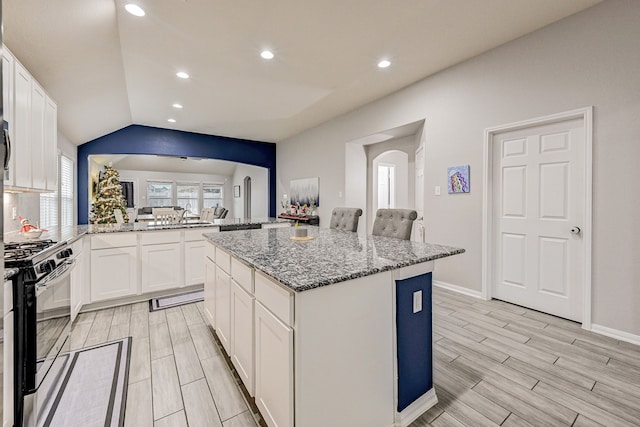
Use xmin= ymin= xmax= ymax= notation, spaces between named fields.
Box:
xmin=204 ymin=227 xmax=465 ymax=292
xmin=4 ymin=225 xmax=89 ymax=246
xmin=86 ymin=217 xmax=287 ymax=234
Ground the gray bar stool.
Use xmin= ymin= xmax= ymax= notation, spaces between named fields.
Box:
xmin=329 ymin=207 xmax=363 ymax=232
xmin=372 ymin=208 xmax=417 ymax=240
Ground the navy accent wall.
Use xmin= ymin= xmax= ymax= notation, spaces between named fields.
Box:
xmin=77 ymin=125 xmax=277 ymax=224
xmin=396 ymin=272 xmax=433 ymax=412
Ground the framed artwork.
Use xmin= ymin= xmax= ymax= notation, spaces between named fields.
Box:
xmin=233 ymin=185 xmax=240 ymax=198
xmin=448 ymin=165 xmax=470 ymax=194
xmin=290 ymin=177 xmax=319 ymax=206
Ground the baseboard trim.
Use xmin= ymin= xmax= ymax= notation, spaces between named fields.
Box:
xmin=433 ymin=280 xmax=483 ymax=299
xmin=590 ymin=324 xmax=640 ymax=346
xmin=395 ymin=388 xmax=438 ymax=427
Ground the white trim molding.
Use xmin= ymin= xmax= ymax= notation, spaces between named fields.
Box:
xmin=590 ymin=324 xmax=640 ymax=346
xmin=482 ymin=107 xmax=593 ymax=329
xmin=433 ymin=280 xmax=483 ymax=299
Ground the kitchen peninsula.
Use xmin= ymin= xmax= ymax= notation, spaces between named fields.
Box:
xmin=203 ymin=227 xmax=464 ymax=427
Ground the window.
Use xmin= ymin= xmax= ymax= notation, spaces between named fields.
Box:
xmin=177 ymin=183 xmax=199 ymax=213
xmin=203 ymin=184 xmax=224 ymax=208
xmin=40 ymin=188 xmax=58 ymax=230
xmin=60 ymin=156 xmax=74 ymax=227
xmin=40 ymin=154 xmax=74 ymax=229
xmin=147 ymin=182 xmax=173 ymax=207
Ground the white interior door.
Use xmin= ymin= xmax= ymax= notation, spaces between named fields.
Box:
xmin=492 ymin=118 xmax=585 ymax=321
xmin=413 ymin=145 xmax=425 ymax=242
xmin=377 ymin=164 xmax=395 ymax=209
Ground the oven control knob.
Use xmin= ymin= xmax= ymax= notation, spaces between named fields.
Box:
xmin=38 ymin=261 xmax=52 ymax=274
xmin=67 ymin=248 xmax=73 ymax=257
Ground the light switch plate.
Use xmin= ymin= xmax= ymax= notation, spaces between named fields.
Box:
xmin=413 ymin=290 xmax=422 ymax=313
xmin=434 ymin=186 xmax=441 ymax=196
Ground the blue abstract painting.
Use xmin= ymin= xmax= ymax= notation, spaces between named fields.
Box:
xmin=448 ymin=165 xmax=470 ymax=194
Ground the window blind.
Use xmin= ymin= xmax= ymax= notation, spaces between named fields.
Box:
xmin=60 ymin=155 xmax=74 ymax=227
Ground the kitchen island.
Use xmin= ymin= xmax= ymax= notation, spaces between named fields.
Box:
xmin=203 ymin=227 xmax=464 ymax=427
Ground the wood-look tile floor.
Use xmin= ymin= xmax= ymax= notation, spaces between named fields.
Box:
xmin=70 ymin=288 xmax=640 ymax=427
xmin=70 ymin=301 xmax=260 ymax=427
xmin=410 ymin=287 xmax=640 ymax=427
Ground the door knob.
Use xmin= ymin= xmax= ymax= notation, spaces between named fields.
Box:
xmin=570 ymin=226 xmax=581 ymax=235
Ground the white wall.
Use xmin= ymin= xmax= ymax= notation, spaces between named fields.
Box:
xmin=277 ymin=1 xmax=640 ymax=336
xmin=231 ymin=163 xmax=269 ymax=219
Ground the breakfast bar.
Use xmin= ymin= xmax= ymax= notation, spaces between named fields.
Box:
xmin=203 ymin=227 xmax=464 ymax=427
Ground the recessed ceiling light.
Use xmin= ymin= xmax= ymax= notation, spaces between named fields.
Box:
xmin=176 ymin=71 xmax=190 ymax=79
xmin=167 ymin=118 xmax=176 ymax=123
xmin=260 ymin=50 xmax=274 ymax=60
xmin=378 ymin=59 xmax=391 ymax=68
xmin=125 ymin=4 xmax=145 ymax=17
xmin=172 ymin=103 xmax=183 ymax=109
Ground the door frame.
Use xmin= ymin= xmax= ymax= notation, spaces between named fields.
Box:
xmin=481 ymin=107 xmax=593 ymax=329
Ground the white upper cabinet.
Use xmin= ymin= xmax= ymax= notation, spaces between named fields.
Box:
xmin=13 ymin=59 xmax=32 ymax=188
xmin=2 ymin=45 xmax=57 ymax=191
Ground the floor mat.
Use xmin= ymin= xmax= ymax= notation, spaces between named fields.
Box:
xmin=41 ymin=337 xmax=131 ymax=427
xmin=149 ymin=290 xmax=204 ymax=312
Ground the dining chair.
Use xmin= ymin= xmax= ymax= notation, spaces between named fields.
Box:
xmin=114 ymin=209 xmax=124 ymax=224
xmin=371 ymin=208 xmax=417 ymax=240
xmin=329 ymin=207 xmax=363 ymax=232
xmin=152 ymin=207 xmax=182 ymax=224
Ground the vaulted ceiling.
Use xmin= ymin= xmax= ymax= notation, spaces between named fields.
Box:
xmin=4 ymin=0 xmax=601 ymax=145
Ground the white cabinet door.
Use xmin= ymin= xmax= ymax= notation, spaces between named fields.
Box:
xmin=185 ymin=240 xmax=206 ymax=286
xmin=215 ymin=265 xmax=231 ymax=353
xmin=70 ymin=250 xmax=84 ymax=322
xmin=204 ymin=257 xmax=216 ymax=327
xmin=91 ymin=247 xmax=138 ymax=302
xmin=231 ymin=281 xmax=255 ymax=396
xmin=254 ymin=301 xmax=294 ymax=427
xmin=44 ymin=97 xmax=57 ymax=191
xmin=30 ymin=80 xmax=46 ymax=190
xmin=141 ymin=243 xmax=182 ymax=293
xmin=2 ymin=48 xmax=14 ymax=186
xmin=13 ymin=60 xmax=31 ymax=188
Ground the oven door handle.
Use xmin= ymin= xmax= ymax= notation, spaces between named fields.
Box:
xmin=36 ymin=259 xmax=75 ymax=291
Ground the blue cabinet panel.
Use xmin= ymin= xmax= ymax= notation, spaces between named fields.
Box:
xmin=396 ymin=272 xmax=432 ymax=412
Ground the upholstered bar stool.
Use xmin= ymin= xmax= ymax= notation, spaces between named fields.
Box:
xmin=371 ymin=208 xmax=417 ymax=240
xmin=329 ymin=207 xmax=363 ymax=232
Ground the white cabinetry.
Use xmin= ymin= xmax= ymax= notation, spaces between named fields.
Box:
xmin=30 ymin=80 xmax=46 ymax=189
xmin=44 ymin=98 xmax=58 ymax=190
xmin=140 ymin=231 xmax=182 ymax=293
xmin=204 ymin=254 xmax=216 ymax=327
xmin=184 ymin=229 xmax=208 ymax=286
xmin=70 ymin=238 xmax=86 ymax=321
xmin=90 ymin=234 xmax=138 ymax=302
xmin=2 ymin=45 xmax=57 ymax=191
xmin=13 ymin=60 xmax=31 ymax=188
xmin=231 ymin=281 xmax=255 ymax=396
xmin=215 ymin=264 xmax=231 ymax=353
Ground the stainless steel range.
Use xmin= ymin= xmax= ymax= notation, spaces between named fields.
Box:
xmin=5 ymin=239 xmax=75 ymax=427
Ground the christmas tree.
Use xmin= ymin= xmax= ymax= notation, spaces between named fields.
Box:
xmin=91 ymin=163 xmax=130 ymax=224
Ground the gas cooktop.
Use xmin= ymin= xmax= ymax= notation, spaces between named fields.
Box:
xmin=4 ymin=240 xmax=62 ymax=265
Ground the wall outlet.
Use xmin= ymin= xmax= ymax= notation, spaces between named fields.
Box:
xmin=434 ymin=186 xmax=441 ymax=196
xmin=12 ymin=207 xmax=17 ymax=220
xmin=413 ymin=290 xmax=422 ymax=313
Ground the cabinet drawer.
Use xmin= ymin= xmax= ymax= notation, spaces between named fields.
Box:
xmin=92 ymin=233 xmax=137 ymax=249
xmin=216 ymin=247 xmax=231 ymax=274
xmin=254 ymin=271 xmax=293 ymax=326
xmin=185 ymin=229 xmax=209 ymax=242
xmin=232 ymin=257 xmax=253 ymax=293
xmin=140 ymin=230 xmax=181 ymax=245
xmin=205 ymin=242 xmax=216 ymax=262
